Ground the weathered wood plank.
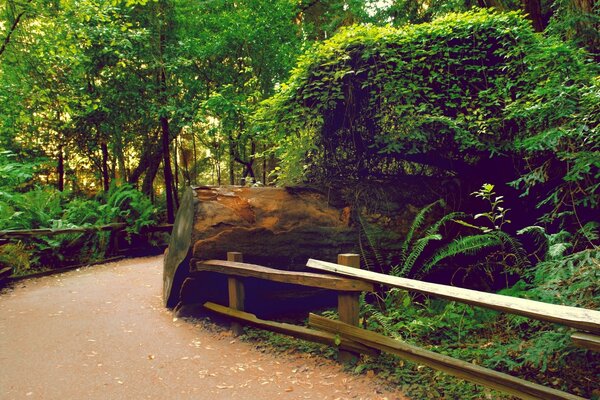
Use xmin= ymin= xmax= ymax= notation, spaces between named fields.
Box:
xmin=203 ymin=302 xmax=378 ymax=357
xmin=227 ymin=252 xmax=245 ymax=336
xmin=193 ymin=259 xmax=373 ymax=292
xmin=307 ymin=259 xmax=600 ymax=334
xmin=571 ymin=332 xmax=600 ymax=352
xmin=309 ymin=314 xmax=584 ymax=400
xmin=0 ymin=223 xmax=127 ymax=238
xmin=337 ymin=254 xmax=361 ymax=363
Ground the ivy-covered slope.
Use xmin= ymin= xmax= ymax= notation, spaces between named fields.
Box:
xmin=259 ymin=9 xmax=598 ymax=226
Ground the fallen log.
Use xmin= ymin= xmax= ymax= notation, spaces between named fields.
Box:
xmin=163 ymin=186 xmax=357 ymax=308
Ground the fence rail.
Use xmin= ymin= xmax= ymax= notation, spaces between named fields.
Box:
xmin=193 ymin=252 xmax=598 ymax=400
xmin=306 ymin=258 xmax=600 ymax=334
xmin=0 ymin=223 xmax=173 ymax=282
xmin=0 ymin=223 xmax=173 ymax=238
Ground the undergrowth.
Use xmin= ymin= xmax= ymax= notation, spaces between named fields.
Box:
xmin=0 ymin=179 xmax=162 ymax=275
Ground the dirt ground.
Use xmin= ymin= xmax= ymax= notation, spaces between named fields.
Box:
xmin=0 ymin=256 xmax=408 ymax=400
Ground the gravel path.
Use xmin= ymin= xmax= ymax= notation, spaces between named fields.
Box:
xmin=0 ymin=256 xmax=407 ymax=400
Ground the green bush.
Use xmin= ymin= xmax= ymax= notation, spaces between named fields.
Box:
xmin=258 ymin=9 xmax=598 ymax=227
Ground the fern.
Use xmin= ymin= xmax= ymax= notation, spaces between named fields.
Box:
xmin=105 ymin=182 xmax=158 ymax=234
xmin=357 ymin=213 xmax=385 ymax=271
xmin=494 ymin=230 xmax=530 ymax=271
xmin=398 ymin=234 xmax=442 ymax=277
xmin=395 ymin=204 xmax=464 ymax=277
xmin=0 ymin=242 xmax=31 ymax=275
xmin=421 ymin=233 xmax=503 ymax=275
xmin=400 ymin=199 xmax=444 ymax=264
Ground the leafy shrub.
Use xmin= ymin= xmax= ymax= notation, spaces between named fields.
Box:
xmin=0 ymin=188 xmax=65 ymax=230
xmin=0 ymin=242 xmax=31 ymax=276
xmin=258 ymin=9 xmax=598 ymax=227
xmin=0 ymin=182 xmax=160 ymax=271
xmin=0 ymin=150 xmax=37 ymax=189
xmin=103 ymin=182 xmax=158 ymax=234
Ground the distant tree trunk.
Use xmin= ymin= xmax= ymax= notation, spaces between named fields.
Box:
xmin=129 ymin=139 xmax=160 ymax=185
xmin=522 ymin=0 xmax=545 ymax=31
xmin=192 ymin=129 xmax=198 ymax=186
xmin=141 ymin=153 xmax=161 ymax=197
xmin=101 ymin=142 xmax=110 ymax=192
xmin=57 ymin=144 xmax=64 ymax=192
xmin=228 ymin=135 xmax=235 ymax=185
xmin=173 ymin=138 xmax=180 ymax=207
xmin=262 ymin=152 xmax=267 ymax=185
xmin=569 ymin=0 xmax=599 ymax=58
xmin=161 ymin=114 xmax=175 ymax=223
xmin=115 ymin=135 xmax=127 ymax=182
xmin=235 ymin=140 xmax=257 ymax=186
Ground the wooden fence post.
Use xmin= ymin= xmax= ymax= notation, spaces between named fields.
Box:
xmin=227 ymin=252 xmax=245 ymax=336
xmin=337 ymin=253 xmax=361 ymax=363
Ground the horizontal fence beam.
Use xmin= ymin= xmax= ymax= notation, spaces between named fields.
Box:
xmin=204 ymin=302 xmax=378 ymax=357
xmin=0 ymin=223 xmax=127 ymax=238
xmin=0 ymin=223 xmax=173 ymax=238
xmin=307 ymin=259 xmax=600 ymax=334
xmin=194 ymin=259 xmax=373 ymax=292
xmin=571 ymin=332 xmax=600 ymax=352
xmin=309 ymin=314 xmax=585 ymax=400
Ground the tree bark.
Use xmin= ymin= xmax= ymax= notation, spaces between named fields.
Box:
xmin=101 ymin=142 xmax=110 ymax=192
xmin=522 ymin=0 xmax=545 ymax=32
xmin=228 ymin=135 xmax=235 ymax=185
xmin=114 ymin=135 xmax=127 ymax=181
xmin=161 ymin=114 xmax=175 ymax=223
xmin=57 ymin=145 xmax=64 ymax=192
xmin=173 ymin=138 xmax=180 ymax=208
xmin=141 ymin=152 xmax=161 ymax=197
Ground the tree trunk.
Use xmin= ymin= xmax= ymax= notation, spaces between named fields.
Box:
xmin=228 ymin=135 xmax=235 ymax=185
xmin=192 ymin=129 xmax=198 ymax=186
xmin=128 ymin=139 xmax=161 ymax=185
xmin=161 ymin=114 xmax=175 ymax=223
xmin=522 ymin=0 xmax=545 ymax=32
xmin=101 ymin=142 xmax=110 ymax=192
xmin=57 ymin=144 xmax=64 ymax=192
xmin=173 ymin=138 xmax=180 ymax=208
xmin=115 ymin=135 xmax=127 ymax=182
xmin=141 ymin=153 xmax=161 ymax=197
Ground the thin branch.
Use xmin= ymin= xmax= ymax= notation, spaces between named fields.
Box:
xmin=0 ymin=0 xmax=33 ymax=58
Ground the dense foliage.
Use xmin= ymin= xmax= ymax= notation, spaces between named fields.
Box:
xmin=1 ymin=1 xmax=598 ymax=398
xmin=259 ymin=9 xmax=598 ymax=229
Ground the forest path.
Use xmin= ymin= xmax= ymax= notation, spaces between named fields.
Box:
xmin=0 ymin=256 xmax=406 ymax=400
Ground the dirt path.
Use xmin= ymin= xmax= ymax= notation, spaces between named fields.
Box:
xmin=0 ymin=256 xmax=407 ymax=400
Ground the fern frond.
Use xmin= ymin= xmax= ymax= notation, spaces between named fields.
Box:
xmin=426 ymin=211 xmax=466 ymax=236
xmin=368 ymin=311 xmax=403 ymax=340
xmin=399 ymin=234 xmax=442 ymax=277
xmin=400 ymin=199 xmax=444 ymax=263
xmin=358 ymin=214 xmax=385 ymax=269
xmin=548 ymin=242 xmax=572 ymax=259
xmin=421 ymin=233 xmax=503 ymax=275
xmin=494 ymin=230 xmax=530 ymax=270
xmin=578 ymin=221 xmax=599 ymax=243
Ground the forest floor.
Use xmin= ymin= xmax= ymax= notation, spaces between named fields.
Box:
xmin=0 ymin=256 xmax=407 ymax=400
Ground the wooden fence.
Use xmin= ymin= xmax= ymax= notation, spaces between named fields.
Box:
xmin=0 ymin=223 xmax=173 ymax=282
xmin=194 ymin=251 xmax=599 ymax=400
